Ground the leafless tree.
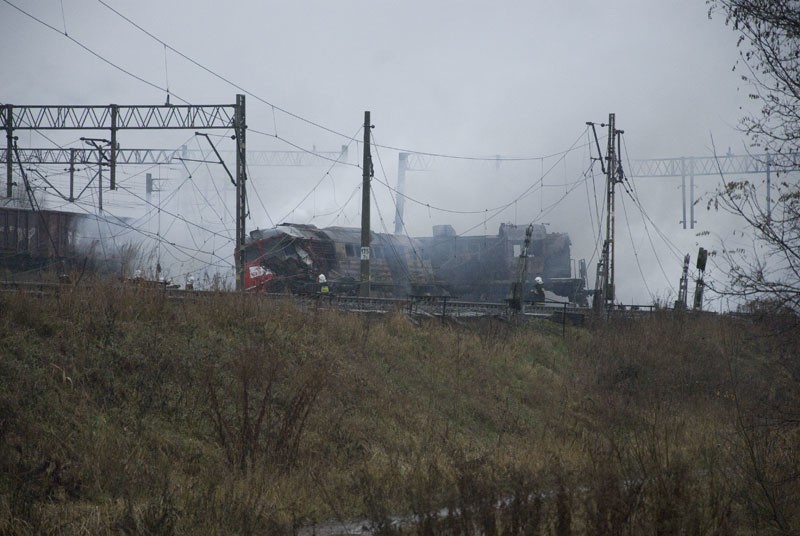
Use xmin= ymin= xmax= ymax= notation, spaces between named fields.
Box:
xmin=708 ymin=0 xmax=800 ymax=311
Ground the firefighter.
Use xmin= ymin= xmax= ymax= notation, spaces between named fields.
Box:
xmin=531 ymin=276 xmax=546 ymax=304
xmin=318 ymin=273 xmax=330 ymax=294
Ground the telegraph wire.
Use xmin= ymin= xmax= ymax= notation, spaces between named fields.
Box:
xmin=459 ymin=158 xmax=596 ymax=237
xmin=68 ymin=196 xmax=234 ymax=270
xmin=582 ymin=155 xmax=604 ymax=268
xmin=323 ymin=183 xmax=361 ymax=228
xmin=276 ymin=124 xmax=363 ymax=224
xmin=6 ymin=0 xmax=597 ymax=171
xmin=92 ymin=0 xmax=594 ymax=163
xmin=1 ymin=0 xmax=188 ymax=103
xmin=371 ymin=131 xmax=404 ymax=232
xmin=246 ymin=162 xmax=275 ymax=228
xmin=370 ymin=139 xmax=594 ymax=163
xmin=117 ymin=184 xmax=232 ymax=241
xmin=369 ymin=127 xmax=589 ymax=220
xmin=370 ymin=187 xmax=413 ymax=282
xmin=620 ymin=140 xmax=684 ymax=262
xmin=619 ymin=187 xmax=655 ymax=300
xmin=7 ymin=0 xmax=599 ymax=173
xmin=94 ymin=0 xmax=350 ymax=138
xmin=617 ymin=139 xmax=679 ymax=293
xmin=188 ymin=132 xmax=236 ymax=224
xmin=370 ymin=133 xmax=434 ymax=280
xmin=59 ymin=0 xmax=67 ymax=35
xmin=248 ymin=128 xmax=361 ymax=168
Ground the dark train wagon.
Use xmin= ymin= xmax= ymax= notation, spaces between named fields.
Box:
xmin=0 ymin=206 xmax=82 ymax=273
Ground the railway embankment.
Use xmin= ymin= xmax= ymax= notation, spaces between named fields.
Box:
xmin=1 ymin=280 xmax=797 ymax=534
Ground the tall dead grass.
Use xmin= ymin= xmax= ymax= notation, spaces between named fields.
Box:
xmin=0 ymin=284 xmax=798 ymax=534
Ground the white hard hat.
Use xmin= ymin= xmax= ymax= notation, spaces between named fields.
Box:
xmin=318 ymin=274 xmax=327 ymax=283
xmin=535 ymin=276 xmax=543 ymax=285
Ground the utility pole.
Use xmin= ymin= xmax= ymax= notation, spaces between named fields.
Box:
xmin=360 ymin=111 xmax=373 ymax=297
xmin=508 ymin=223 xmax=534 ymax=312
xmin=590 ymin=113 xmax=622 ymax=312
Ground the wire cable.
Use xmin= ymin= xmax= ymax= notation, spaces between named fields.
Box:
xmin=275 ymin=124 xmax=363 ymax=223
xmin=92 ymin=0 xmax=595 ymax=162
xmin=1 ymin=0 xmax=188 ymax=103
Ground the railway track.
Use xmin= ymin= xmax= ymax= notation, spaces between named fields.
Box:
xmin=0 ymin=280 xmax=659 ymax=324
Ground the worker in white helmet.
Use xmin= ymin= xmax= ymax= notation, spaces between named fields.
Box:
xmin=532 ymin=276 xmax=545 ymax=304
xmin=318 ymin=273 xmax=330 ymax=294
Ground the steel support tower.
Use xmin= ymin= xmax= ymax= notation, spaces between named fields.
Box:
xmin=2 ymin=98 xmax=248 ymax=289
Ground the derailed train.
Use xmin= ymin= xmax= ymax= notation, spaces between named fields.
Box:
xmin=242 ymin=222 xmax=589 ymax=305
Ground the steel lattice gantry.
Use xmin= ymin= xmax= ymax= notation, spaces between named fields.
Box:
xmin=626 ymin=153 xmax=799 ymax=229
xmin=2 ymin=98 xmax=249 ymax=290
xmin=0 ymin=146 xmax=349 ymax=167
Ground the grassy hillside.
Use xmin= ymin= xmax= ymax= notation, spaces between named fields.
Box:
xmin=1 ymin=282 xmax=798 ymax=534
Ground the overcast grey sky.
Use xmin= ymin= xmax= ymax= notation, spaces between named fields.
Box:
xmin=1 ymin=0 xmax=768 ymax=305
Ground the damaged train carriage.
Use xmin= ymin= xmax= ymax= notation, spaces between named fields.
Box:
xmin=241 ymin=222 xmax=587 ymax=304
xmin=243 ymin=224 xmax=441 ymax=296
xmin=415 ymin=223 xmax=587 ymax=304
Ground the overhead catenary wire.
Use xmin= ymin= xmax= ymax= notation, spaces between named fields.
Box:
xmin=621 ymin=136 xmax=684 ymax=262
xmin=5 ymin=0 xmax=696 ymax=301
xmin=1 ymin=0 xmax=189 ymax=104
xmin=275 ymin=124 xmax=363 ymax=224
xmin=370 ymin=133 xmax=434 ymax=281
xmin=369 ymin=127 xmax=590 ymax=223
xmin=616 ymin=137 xmax=679 ymax=294
xmin=619 ymin=187 xmax=655 ymax=300
xmin=66 ymin=191 xmax=236 ymax=271
xmin=7 ymin=0 xmax=602 ymax=181
xmin=48 ymin=0 xmax=593 ymax=163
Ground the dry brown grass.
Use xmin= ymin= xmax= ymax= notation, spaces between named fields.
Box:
xmin=0 ymin=283 xmax=798 ymax=534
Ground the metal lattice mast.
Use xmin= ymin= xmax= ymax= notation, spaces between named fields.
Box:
xmin=605 ymin=114 xmax=617 ymax=309
xmin=626 ymin=152 xmax=798 ymax=229
xmin=234 ymin=95 xmax=247 ymax=291
xmin=2 ymin=97 xmax=250 ymax=289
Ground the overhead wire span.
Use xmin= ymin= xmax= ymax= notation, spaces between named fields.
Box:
xmin=248 ymin=128 xmax=361 ymax=168
xmin=94 ymin=0 xmax=353 ymax=139
xmin=6 ymin=0 xmax=600 ymax=181
xmin=1 ymin=0 xmax=188 ymax=103
xmin=619 ymin=187 xmax=655 ymax=300
xmin=322 ymin=183 xmax=361 ymax=228
xmin=117 ymin=183 xmax=233 ymax=241
xmin=371 ymin=137 xmax=594 ymax=163
xmin=275 ymin=124 xmax=363 ymax=224
xmin=245 ymin=162 xmax=275 ymax=228
xmin=69 ymin=198 xmax=235 ymax=271
xmin=620 ymin=138 xmax=684 ymax=262
xmin=370 ymin=126 xmax=590 ymax=221
xmin=618 ymin=135 xmax=679 ymax=293
xmin=370 ymin=133 xmax=433 ymax=280
xmin=80 ymin=0 xmax=593 ymax=163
